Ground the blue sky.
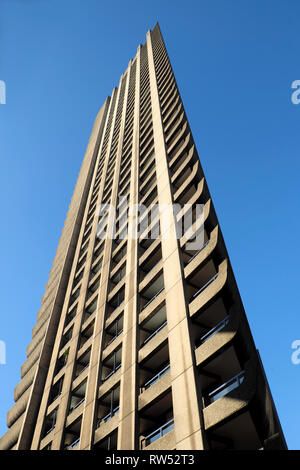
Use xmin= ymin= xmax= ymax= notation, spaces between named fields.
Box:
xmin=0 ymin=0 xmax=299 ymax=449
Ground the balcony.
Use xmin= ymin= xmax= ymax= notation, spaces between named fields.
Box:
xmin=92 ymin=240 xmax=105 ymax=263
xmin=73 ymin=270 xmax=84 ymax=290
xmin=107 ymin=286 xmax=125 ymax=317
xmin=167 ymin=120 xmax=187 ymax=155
xmin=198 ymin=340 xmax=242 ymax=392
xmin=162 ymin=92 xmax=179 ymax=123
xmin=101 ymin=347 xmax=122 ymax=383
xmin=111 ymin=243 xmax=127 ymax=265
xmin=98 ymin=406 xmax=119 ymax=426
xmin=76 ymin=254 xmax=87 ymax=273
xmin=176 ymin=192 xmax=206 ymax=244
xmin=82 ymin=297 xmax=98 ymax=324
xmin=102 ymin=364 xmax=121 ymax=382
xmin=48 ymin=376 xmax=64 ymax=405
xmin=195 ymin=315 xmax=230 ymax=348
xmin=139 ymin=211 xmax=160 ymax=244
xmin=142 ymin=364 xmax=170 ymax=391
xmin=95 ymin=385 xmax=120 ymax=443
xmin=65 ymin=437 xmax=80 ymax=450
xmin=54 ymin=350 xmax=69 ymax=377
xmin=140 ymin=272 xmax=164 ymax=312
xmin=189 ymin=260 xmax=228 ymax=317
xmin=141 ymin=418 xmax=174 ymax=449
xmin=140 ymin=158 xmax=155 ymax=184
xmin=94 ymin=429 xmax=118 ymax=450
xmin=164 ymin=102 xmax=183 ymax=134
xmin=170 ymin=139 xmax=193 ymax=181
xmin=86 ymin=276 xmax=100 ymax=301
xmin=78 ymin=240 xmax=89 ymax=261
xmin=69 ymin=287 xmax=80 ymax=308
xmin=204 ymin=358 xmax=264 ymax=449
xmin=74 ymin=348 xmax=91 ymax=379
xmin=187 ymin=260 xmax=220 ymax=318
xmin=142 ymin=321 xmax=167 ymax=346
xmin=165 ymin=112 xmax=184 ymax=146
xmin=139 ymin=236 xmax=157 ymax=258
xmin=64 ymin=417 xmax=82 ymax=450
xmin=96 ymin=383 xmax=120 ymax=428
xmin=173 ymin=163 xmax=199 ymax=206
xmin=78 ymin=320 xmax=94 ymax=350
xmin=139 ymin=188 xmax=158 ymax=221
xmin=168 ymin=134 xmax=190 ymax=170
xmin=65 ymin=304 xmax=77 ymax=327
xmin=185 ymin=239 xmax=210 ymax=266
xmin=139 ymin=147 xmax=154 ymax=171
xmin=139 ymin=245 xmax=162 ymax=283
xmin=139 ymin=340 xmax=171 ymax=412
xmin=68 ymin=378 xmax=86 ymax=415
xmin=192 ymin=274 xmax=218 ymax=300
xmin=71 ymin=398 xmax=85 ymax=415
xmin=42 ymin=408 xmax=57 ymax=439
xmin=180 ymin=200 xmax=211 ymax=256
xmin=139 ymin=387 xmax=174 ymax=449
xmin=60 ymin=326 xmax=73 ymax=349
xmin=207 ymin=371 xmax=245 ymax=404
xmin=109 ymin=264 xmax=126 ymax=291
xmin=90 ymin=258 xmax=102 ymax=278
xmin=139 ymin=301 xmax=167 ymax=347
xmin=104 ymin=316 xmax=123 ymax=349
xmin=182 ymin=227 xmax=219 ymax=284
xmin=162 ymin=90 xmax=180 ymax=123
xmin=140 ymin=174 xmax=156 ymax=198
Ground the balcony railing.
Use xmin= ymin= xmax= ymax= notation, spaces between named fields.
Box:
xmin=49 ymin=392 xmax=61 ymax=404
xmin=69 ymin=397 xmax=85 ymax=414
xmin=97 ymin=406 xmax=120 ymax=428
xmin=142 ymin=287 xmax=164 ymax=311
xmin=207 ymin=371 xmax=245 ymax=404
xmin=141 ymin=418 xmax=174 ymax=448
xmin=105 ymin=329 xmax=123 ymax=348
xmin=45 ymin=424 xmax=56 ymax=436
xmin=142 ymin=364 xmax=170 ymax=391
xmin=196 ymin=315 xmax=230 ymax=346
xmin=102 ymin=363 xmax=121 ymax=382
xmin=187 ymin=240 xmax=210 ymax=264
xmin=192 ymin=273 xmax=218 ymax=300
xmin=76 ymin=363 xmax=89 ymax=377
xmin=141 ymin=258 xmax=162 ymax=279
xmin=142 ymin=321 xmax=167 ymax=346
xmin=108 ymin=298 xmax=124 ymax=315
xmin=66 ymin=437 xmax=80 ymax=450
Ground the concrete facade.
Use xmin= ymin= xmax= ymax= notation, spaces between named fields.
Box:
xmin=0 ymin=24 xmax=286 ymax=451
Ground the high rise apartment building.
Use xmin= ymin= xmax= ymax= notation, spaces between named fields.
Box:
xmin=0 ymin=24 xmax=286 ymax=451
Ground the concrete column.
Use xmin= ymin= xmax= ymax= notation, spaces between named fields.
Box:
xmin=146 ymin=29 xmax=206 ymax=450
xmin=117 ymin=48 xmax=141 ymax=450
xmin=79 ymin=71 xmax=130 ymax=449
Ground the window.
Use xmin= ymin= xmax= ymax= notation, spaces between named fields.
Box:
xmin=42 ymin=408 xmax=57 ymax=438
xmin=104 ymin=316 xmax=124 ymax=348
xmin=49 ymin=376 xmax=64 ymax=404
xmin=96 ymin=385 xmax=120 ymax=428
xmin=101 ymin=347 xmax=122 ymax=382
xmin=68 ymin=381 xmax=87 ymax=414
